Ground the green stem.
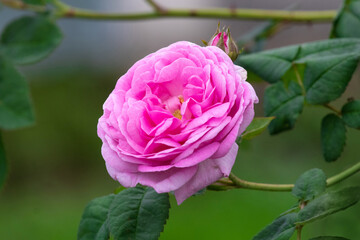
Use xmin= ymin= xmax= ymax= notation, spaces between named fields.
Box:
xmin=296 ymin=202 xmax=306 ymax=240
xmin=1 ymin=0 xmax=337 ymax=22
xmin=326 ymin=161 xmax=360 ymax=186
xmin=144 ymin=0 xmax=165 ymax=13
xmin=228 ymin=173 xmax=293 ymax=191
xmin=56 ymin=8 xmax=337 ymax=22
xmin=209 ymin=161 xmax=360 ymax=191
xmin=0 ymin=0 xmax=46 ymax=12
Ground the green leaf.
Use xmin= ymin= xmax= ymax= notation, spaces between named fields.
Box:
xmin=0 ymin=55 xmax=35 ymax=130
xmin=253 ymin=213 xmax=297 ymax=240
xmin=309 ymin=237 xmax=350 ymax=240
xmin=77 ymin=194 xmax=115 ymax=240
xmin=236 ymin=39 xmax=360 ymax=104
xmin=264 ymin=81 xmax=304 ymax=134
xmin=0 ymin=133 xmax=7 ymax=191
xmin=321 ymin=114 xmax=346 ymax=162
xmin=292 ymin=168 xmax=327 ymax=201
xmin=1 ymin=15 xmax=62 ymax=65
xmin=331 ymin=0 xmax=360 ymax=38
xmin=236 ymin=45 xmax=299 ymax=83
xmin=108 ymin=186 xmax=170 ymax=240
xmin=242 ymin=117 xmax=275 ymax=140
xmin=341 ymin=100 xmax=360 ymax=129
xmin=296 ymin=186 xmax=360 ymax=225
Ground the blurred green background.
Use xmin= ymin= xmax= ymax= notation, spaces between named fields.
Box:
xmin=1 ymin=0 xmax=360 ymax=239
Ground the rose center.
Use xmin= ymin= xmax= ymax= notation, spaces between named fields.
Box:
xmin=164 ymin=95 xmax=184 ymax=120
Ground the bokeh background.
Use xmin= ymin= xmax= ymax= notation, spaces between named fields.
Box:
xmin=1 ymin=0 xmax=360 ymax=239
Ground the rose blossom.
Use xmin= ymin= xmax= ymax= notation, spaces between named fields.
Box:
xmin=97 ymin=41 xmax=258 ymax=204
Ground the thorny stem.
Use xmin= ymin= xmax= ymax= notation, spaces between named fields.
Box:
xmin=0 ymin=0 xmax=337 ymax=22
xmin=208 ymin=161 xmax=360 ymax=191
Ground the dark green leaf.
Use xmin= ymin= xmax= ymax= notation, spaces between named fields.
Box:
xmin=236 ymin=45 xmax=299 ymax=83
xmin=296 ymin=186 xmax=360 ymax=225
xmin=237 ymin=39 xmax=360 ymax=104
xmin=1 ymin=15 xmax=62 ymax=65
xmin=292 ymin=168 xmax=327 ymax=201
xmin=301 ymin=53 xmax=359 ymax=104
xmin=108 ymin=186 xmax=170 ymax=240
xmin=253 ymin=213 xmax=297 ymax=240
xmin=264 ymin=81 xmax=304 ymax=134
xmin=321 ymin=114 xmax=346 ymax=162
xmin=331 ymin=0 xmax=360 ymax=38
xmin=0 ymin=133 xmax=7 ymax=191
xmin=309 ymin=237 xmax=350 ymax=240
xmin=341 ymin=100 xmax=360 ymax=129
xmin=242 ymin=117 xmax=275 ymax=140
xmin=0 ymin=55 xmax=35 ymax=130
xmin=77 ymin=194 xmax=115 ymax=240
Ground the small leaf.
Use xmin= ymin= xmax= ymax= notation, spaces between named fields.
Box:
xmin=309 ymin=237 xmax=350 ymax=240
xmin=0 ymin=133 xmax=7 ymax=191
xmin=296 ymin=186 xmax=360 ymax=225
xmin=1 ymin=15 xmax=62 ymax=65
xmin=242 ymin=117 xmax=275 ymax=140
xmin=341 ymin=100 xmax=360 ymax=129
xmin=77 ymin=194 xmax=115 ymax=240
xmin=253 ymin=213 xmax=298 ymax=240
xmin=292 ymin=168 xmax=327 ymax=201
xmin=321 ymin=114 xmax=346 ymax=162
xmin=331 ymin=0 xmax=360 ymax=38
xmin=108 ymin=186 xmax=170 ymax=240
xmin=0 ymin=55 xmax=35 ymax=130
xmin=264 ymin=81 xmax=304 ymax=134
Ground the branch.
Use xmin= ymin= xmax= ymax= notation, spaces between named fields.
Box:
xmin=0 ymin=0 xmax=46 ymax=12
xmin=56 ymin=8 xmax=337 ymax=22
xmin=145 ymin=0 xmax=165 ymax=14
xmin=208 ymin=161 xmax=360 ymax=191
xmin=1 ymin=0 xmax=337 ymax=22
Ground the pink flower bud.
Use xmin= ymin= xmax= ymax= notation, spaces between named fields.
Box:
xmin=208 ymin=24 xmax=239 ymax=61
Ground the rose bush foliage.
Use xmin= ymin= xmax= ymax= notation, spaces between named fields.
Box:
xmin=97 ymin=41 xmax=258 ymax=204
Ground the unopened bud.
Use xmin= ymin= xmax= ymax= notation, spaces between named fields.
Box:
xmin=207 ymin=24 xmax=239 ymax=61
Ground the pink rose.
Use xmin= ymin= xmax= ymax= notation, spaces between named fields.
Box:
xmin=97 ymin=41 xmax=258 ymax=204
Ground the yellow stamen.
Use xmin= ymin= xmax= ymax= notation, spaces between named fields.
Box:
xmin=173 ymin=109 xmax=182 ymax=120
xmin=178 ymin=96 xmax=184 ymax=104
